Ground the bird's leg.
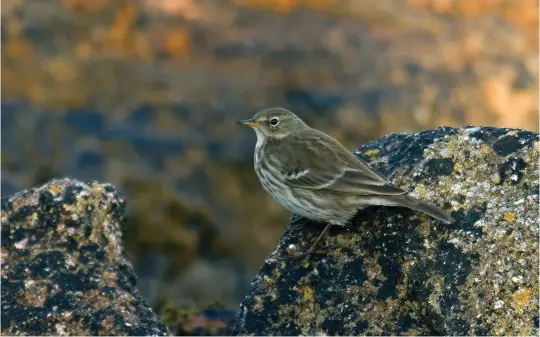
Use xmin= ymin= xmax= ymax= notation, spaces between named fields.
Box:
xmin=288 ymin=223 xmax=333 ymax=259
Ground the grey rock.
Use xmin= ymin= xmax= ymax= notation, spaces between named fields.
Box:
xmin=232 ymin=126 xmax=539 ymax=336
xmin=1 ymin=178 xmax=170 ymax=336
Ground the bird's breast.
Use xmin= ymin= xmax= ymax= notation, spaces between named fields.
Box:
xmin=254 ymin=146 xmax=284 ymax=188
xmin=254 ymin=144 xmax=262 ymax=166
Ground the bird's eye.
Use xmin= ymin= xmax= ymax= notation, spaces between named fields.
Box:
xmin=270 ymin=118 xmax=279 ymax=126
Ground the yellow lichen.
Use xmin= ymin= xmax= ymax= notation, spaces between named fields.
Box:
xmin=512 ymin=288 xmax=532 ymax=311
xmin=503 ymin=211 xmax=517 ymax=222
xmin=299 ymin=285 xmax=314 ymax=301
xmin=72 ymin=232 xmax=84 ymax=242
xmin=414 ymin=183 xmax=426 ymax=198
xmin=445 ymin=138 xmax=459 ymax=157
xmin=364 ymin=149 xmax=380 ymax=157
xmin=48 ymin=185 xmax=62 ymax=196
xmin=30 ymin=213 xmax=39 ymax=226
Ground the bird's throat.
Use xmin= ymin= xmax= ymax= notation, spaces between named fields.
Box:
xmin=254 ymin=128 xmax=265 ymax=149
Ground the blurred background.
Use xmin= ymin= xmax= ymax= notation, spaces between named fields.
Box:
xmin=2 ymin=0 xmax=538 ymax=314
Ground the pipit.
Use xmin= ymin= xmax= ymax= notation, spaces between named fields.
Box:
xmin=237 ymin=107 xmax=453 ymax=258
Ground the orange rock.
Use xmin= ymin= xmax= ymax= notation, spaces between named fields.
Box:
xmin=163 ymin=30 xmax=191 ymax=60
xmin=62 ymin=0 xmax=107 ymax=11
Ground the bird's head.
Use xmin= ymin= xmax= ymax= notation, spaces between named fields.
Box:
xmin=236 ymin=107 xmax=308 ymax=140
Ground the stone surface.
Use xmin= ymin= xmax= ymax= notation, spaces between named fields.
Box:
xmin=232 ymin=126 xmax=539 ymax=336
xmin=2 ymin=0 xmax=538 ymax=310
xmin=161 ymin=304 xmax=236 ymax=336
xmin=1 ymin=178 xmax=169 ymax=336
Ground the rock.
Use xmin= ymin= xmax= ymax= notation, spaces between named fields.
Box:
xmin=232 ymin=126 xmax=539 ymax=336
xmin=161 ymin=304 xmax=236 ymax=336
xmin=1 ymin=179 xmax=170 ymax=336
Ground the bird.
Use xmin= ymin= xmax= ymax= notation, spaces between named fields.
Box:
xmin=237 ymin=107 xmax=453 ymax=258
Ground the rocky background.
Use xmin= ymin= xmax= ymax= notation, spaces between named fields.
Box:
xmin=2 ymin=0 xmax=538 ymax=315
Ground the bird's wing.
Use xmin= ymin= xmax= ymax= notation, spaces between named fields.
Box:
xmin=268 ymin=130 xmax=407 ymax=196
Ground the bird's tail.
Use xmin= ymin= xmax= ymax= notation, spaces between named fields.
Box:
xmin=387 ymin=195 xmax=453 ymax=224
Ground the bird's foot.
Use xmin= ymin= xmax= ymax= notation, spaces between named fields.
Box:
xmin=280 ymin=223 xmax=334 ymax=259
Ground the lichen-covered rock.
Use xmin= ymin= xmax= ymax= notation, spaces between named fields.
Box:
xmin=1 ymin=179 xmax=170 ymax=336
xmin=232 ymin=126 xmax=539 ymax=336
xmin=161 ymin=304 xmax=236 ymax=336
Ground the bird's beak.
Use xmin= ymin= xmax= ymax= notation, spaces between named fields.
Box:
xmin=236 ymin=119 xmax=260 ymax=127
